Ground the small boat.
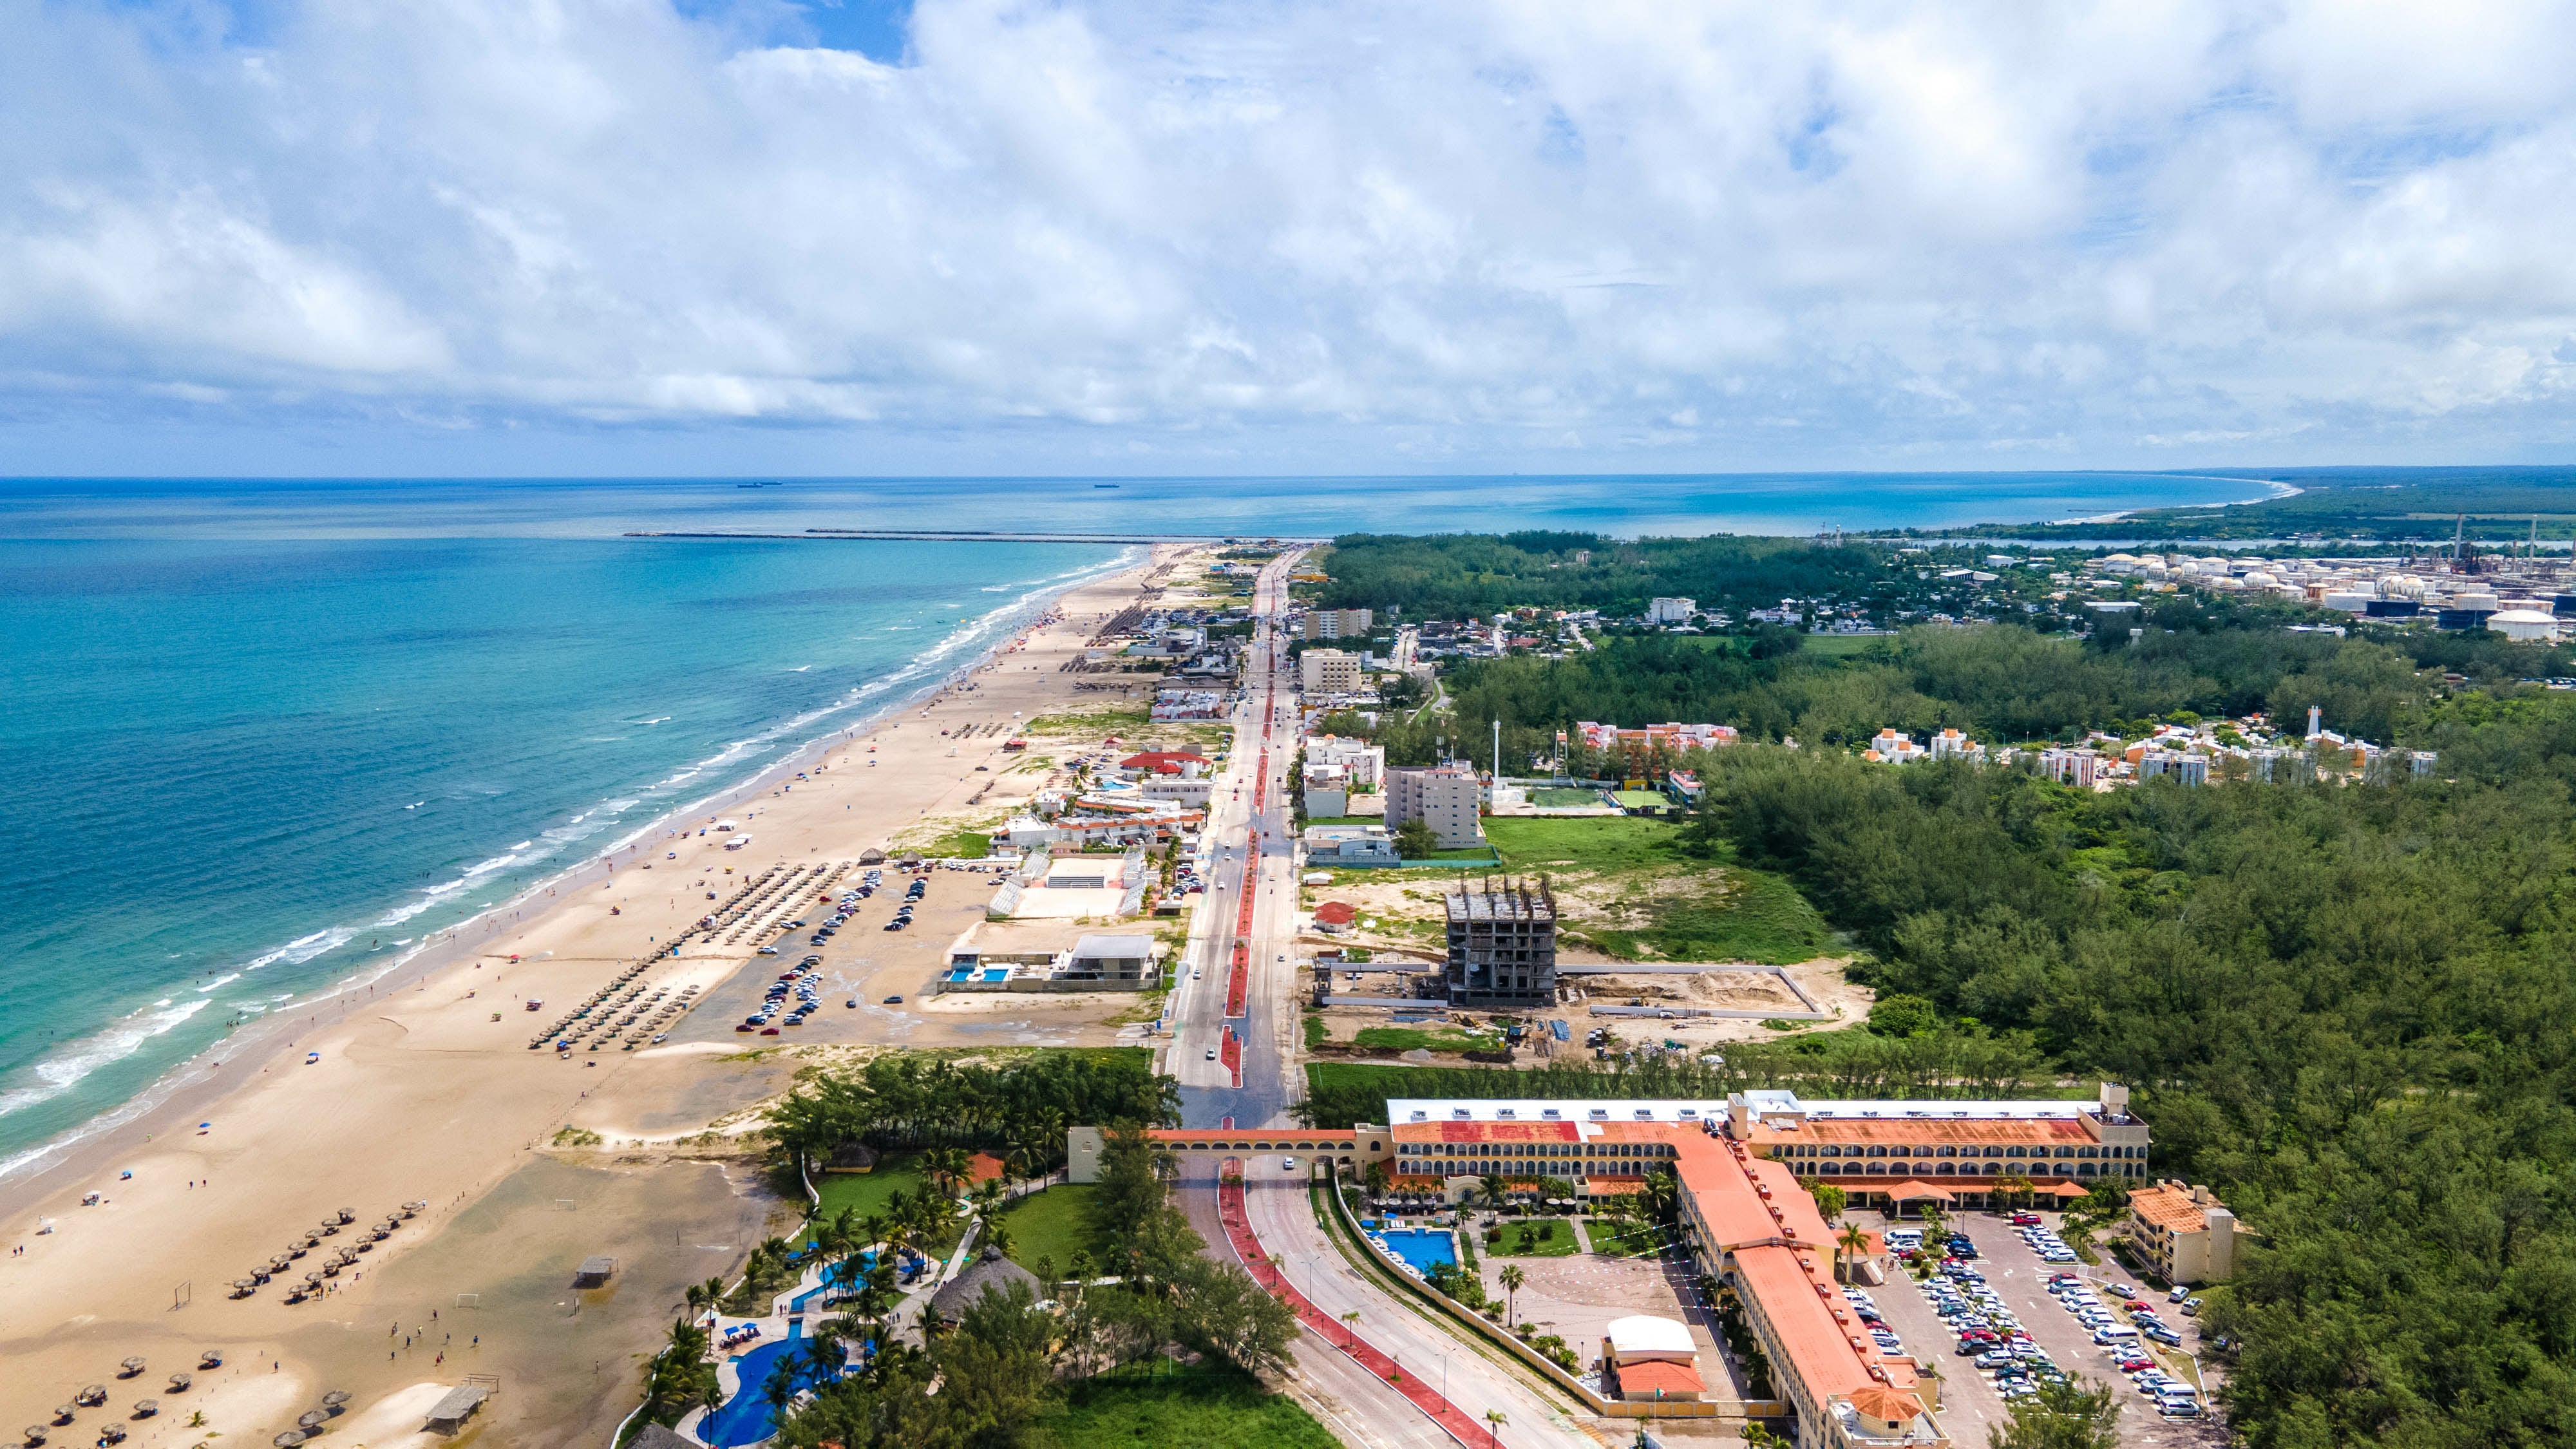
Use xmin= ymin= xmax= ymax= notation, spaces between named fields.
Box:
xmin=305 ymin=1052 xmax=319 ymax=1065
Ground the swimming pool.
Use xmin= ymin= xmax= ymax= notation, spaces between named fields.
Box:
xmin=1378 ymin=1227 xmax=1457 ymax=1274
xmin=699 ymin=1320 xmax=844 ymax=1448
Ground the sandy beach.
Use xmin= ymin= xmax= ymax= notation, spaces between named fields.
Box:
xmin=0 ymin=545 xmax=1200 ymax=1448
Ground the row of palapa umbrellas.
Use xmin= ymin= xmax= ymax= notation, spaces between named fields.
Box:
xmin=227 ymin=1201 xmax=428 ymax=1305
xmin=21 ymin=1350 xmax=351 ymax=1446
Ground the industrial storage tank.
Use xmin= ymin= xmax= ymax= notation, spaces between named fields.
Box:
xmin=2488 ymin=609 xmax=2560 ymax=642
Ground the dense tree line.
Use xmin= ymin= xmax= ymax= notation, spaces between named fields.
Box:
xmin=763 ymin=1050 xmax=1179 ymax=1175
xmin=1311 ymin=531 xmax=1888 ymax=619
xmin=1683 ymin=705 xmax=2576 ymax=1448
xmin=1327 ymin=615 xmax=2570 ymax=776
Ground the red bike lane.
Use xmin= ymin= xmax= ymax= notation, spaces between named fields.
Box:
xmin=1216 ymin=1172 xmax=1497 ymax=1448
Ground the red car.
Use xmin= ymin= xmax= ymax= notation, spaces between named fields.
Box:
xmin=2011 ymin=1212 xmax=2043 ymax=1226
xmin=759 ymin=1026 xmax=782 ymax=1036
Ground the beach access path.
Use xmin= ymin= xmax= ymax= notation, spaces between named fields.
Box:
xmin=0 ymin=547 xmax=1194 ymax=1449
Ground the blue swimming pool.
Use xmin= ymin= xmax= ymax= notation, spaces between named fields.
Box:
xmin=700 ymin=1320 xmax=844 ymax=1448
xmin=1379 ymin=1227 xmax=1457 ymax=1273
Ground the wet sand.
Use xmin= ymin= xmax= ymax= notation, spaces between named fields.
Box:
xmin=0 ymin=547 xmax=1198 ymax=1446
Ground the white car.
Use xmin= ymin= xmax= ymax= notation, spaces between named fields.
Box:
xmin=1205 ymin=1047 xmax=1218 ymax=1060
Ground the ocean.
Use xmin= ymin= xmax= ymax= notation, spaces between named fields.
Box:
xmin=0 ymin=469 xmax=2274 ymax=1175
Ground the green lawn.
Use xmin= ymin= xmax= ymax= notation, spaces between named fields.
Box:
xmin=1488 ymin=1218 xmax=1581 ymax=1257
xmin=804 ymin=1154 xmax=928 ymax=1238
xmin=1529 ymin=786 xmax=1608 ymax=807
xmin=1485 ymin=815 xmax=1692 ymax=872
xmin=1352 ymin=1025 xmax=1500 ymax=1054
xmin=1032 ymin=1363 xmax=1340 ymax=1449
xmin=1583 ymin=1219 xmax=1671 ymax=1258
xmin=996 ymin=1184 xmax=1101 ymax=1279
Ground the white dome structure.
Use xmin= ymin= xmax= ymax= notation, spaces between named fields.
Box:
xmin=2488 ymin=609 xmax=2559 ymax=642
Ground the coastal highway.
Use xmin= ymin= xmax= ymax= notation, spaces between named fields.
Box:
xmin=1162 ymin=555 xmax=1599 ymax=1449
xmin=1171 ymin=547 xmax=1303 ymax=1128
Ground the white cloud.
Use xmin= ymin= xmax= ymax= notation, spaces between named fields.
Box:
xmin=0 ymin=0 xmax=2571 ymax=471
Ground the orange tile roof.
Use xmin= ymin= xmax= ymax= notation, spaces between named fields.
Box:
xmin=967 ymin=1151 xmax=1006 ymax=1182
xmin=1848 ymin=1385 xmax=1925 ymax=1422
xmin=1615 ymin=1360 xmax=1705 ymax=1397
xmin=2128 ymin=1182 xmax=2210 ymax=1234
xmin=1390 ymin=1121 xmax=1583 ymax=1144
xmin=1750 ymin=1117 xmax=2094 ymax=1146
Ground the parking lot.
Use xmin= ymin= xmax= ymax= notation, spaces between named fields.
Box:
xmin=1857 ymin=1209 xmax=2229 ymax=1448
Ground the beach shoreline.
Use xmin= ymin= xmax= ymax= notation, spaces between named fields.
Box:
xmin=0 ymin=544 xmax=1193 ymax=1448
xmin=0 ymin=545 xmax=1144 ymax=1198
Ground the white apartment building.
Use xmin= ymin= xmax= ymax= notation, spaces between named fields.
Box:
xmin=1647 ymin=596 xmax=1697 ymax=625
xmin=1306 ymin=734 xmax=1386 ymax=786
xmin=1299 ymin=648 xmax=1363 ymax=695
xmin=1300 ymin=607 xmax=1374 ymax=641
xmin=1386 ymin=763 xmax=1484 ymax=848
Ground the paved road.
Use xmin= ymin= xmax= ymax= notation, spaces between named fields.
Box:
xmin=1162 ymin=552 xmax=1611 ymax=1448
xmin=1172 ymin=549 xmax=1302 ymax=1130
xmin=1224 ymin=1164 xmax=1602 ymax=1449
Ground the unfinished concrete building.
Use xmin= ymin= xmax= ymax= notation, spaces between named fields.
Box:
xmin=1443 ymin=876 xmax=1558 ymax=1009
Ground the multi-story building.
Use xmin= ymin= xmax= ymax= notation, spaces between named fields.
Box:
xmin=1300 ymin=607 xmax=1374 ymax=641
xmin=1298 ymin=648 xmax=1362 ymax=696
xmin=2038 ymin=748 xmax=2103 ymax=788
xmin=1728 ymin=1084 xmax=2152 ymax=1211
xmin=1647 ymin=596 xmax=1697 ymax=625
xmin=1386 ymin=762 xmax=1483 ymax=848
xmin=1441 ymin=877 xmax=1555 ymax=1007
xmin=1307 ymin=734 xmax=1387 ymax=786
xmin=2137 ymin=749 xmax=2208 ymax=786
xmin=2127 ymin=1180 xmax=2248 ymax=1285
xmin=1862 ymin=730 xmax=1927 ymax=764
xmin=1379 ymin=1097 xmax=1961 ymax=1448
xmin=1926 ymin=728 xmax=1985 ymax=763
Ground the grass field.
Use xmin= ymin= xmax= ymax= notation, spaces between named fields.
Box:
xmin=1352 ymin=1025 xmax=1501 ymax=1054
xmin=1485 ymin=816 xmax=1830 ymax=965
xmin=1583 ymin=1219 xmax=1672 ymax=1258
xmin=803 ymin=1154 xmax=927 ymax=1238
xmin=1032 ymin=1363 xmax=1340 ymax=1449
xmin=1023 ymin=706 xmax=1151 ymax=735
xmin=1801 ymin=632 xmax=1899 ymax=657
xmin=995 ymin=1184 xmax=1101 ymax=1278
xmin=1488 ymin=1218 xmax=1581 ymax=1257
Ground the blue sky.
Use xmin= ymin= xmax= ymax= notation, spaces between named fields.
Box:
xmin=5 ymin=0 xmax=2576 ymax=477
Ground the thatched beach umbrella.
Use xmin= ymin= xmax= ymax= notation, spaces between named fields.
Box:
xmin=131 ymin=1400 xmax=155 ymax=1419
xmin=230 ymin=1280 xmax=256 ymax=1296
xmin=51 ymin=1405 xmax=73 ymax=1423
xmin=75 ymin=1387 xmax=104 ymax=1406
xmin=319 ymin=1391 xmax=349 ymax=1412
xmin=295 ymin=1410 xmax=325 ymax=1432
xmin=270 ymin=1255 xmax=293 ymax=1269
xmin=335 ymin=1208 xmax=354 ymax=1223
xmin=272 ymin=1432 xmax=307 ymax=1448
xmin=117 ymin=1359 xmax=144 ymax=1378
xmin=23 ymin=1425 xmax=48 ymax=1444
xmin=198 ymin=1352 xmax=222 ymax=1370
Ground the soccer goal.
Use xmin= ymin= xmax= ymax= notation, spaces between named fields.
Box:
xmin=554 ymin=1198 xmax=578 ymax=1211
xmin=454 ymin=1293 xmax=481 ymax=1309
xmin=171 ymin=1280 xmax=191 ymax=1311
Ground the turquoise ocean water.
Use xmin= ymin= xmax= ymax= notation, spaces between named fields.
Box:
xmin=0 ymin=470 xmax=2280 ymax=1175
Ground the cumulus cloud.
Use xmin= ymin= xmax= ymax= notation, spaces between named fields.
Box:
xmin=1 ymin=0 xmax=2572 ymax=471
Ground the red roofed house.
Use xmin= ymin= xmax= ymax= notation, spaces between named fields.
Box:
xmin=1117 ymin=750 xmax=1209 ymax=779
xmin=966 ymin=1151 xmax=1007 ymax=1184
xmin=1312 ymin=901 xmax=1358 ymax=933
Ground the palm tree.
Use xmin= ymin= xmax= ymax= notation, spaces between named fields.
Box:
xmin=980 ymin=1218 xmax=1016 ymax=1262
xmin=1341 ymin=1309 xmax=1361 ymax=1347
xmin=1480 ymin=1173 xmax=1510 ymax=1213
xmin=1484 ymin=1407 xmax=1508 ymax=1445
xmin=971 ymin=1178 xmax=1007 ymax=1220
xmin=1837 ymin=1222 xmax=1871 ymax=1284
xmin=684 ymin=1281 xmax=712 ymax=1318
xmin=1497 ymin=1265 xmax=1526 ymax=1327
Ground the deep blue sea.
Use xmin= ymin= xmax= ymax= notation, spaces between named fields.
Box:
xmin=0 ymin=469 xmax=2286 ymax=1175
